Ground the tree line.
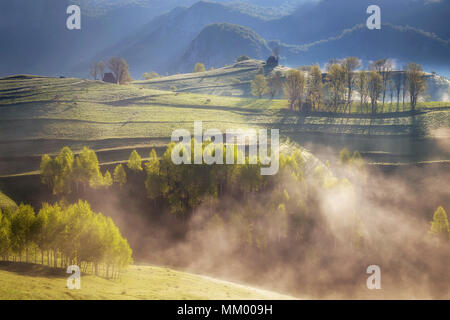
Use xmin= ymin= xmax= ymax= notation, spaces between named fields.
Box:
xmin=39 ymin=145 xmax=448 ymax=254
xmin=0 ymin=200 xmax=132 ymax=279
xmin=250 ymin=57 xmax=428 ymax=114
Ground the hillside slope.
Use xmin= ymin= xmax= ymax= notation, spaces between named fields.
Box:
xmin=0 ymin=262 xmax=294 ymax=300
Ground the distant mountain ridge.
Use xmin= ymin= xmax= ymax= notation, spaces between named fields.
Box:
xmin=0 ymin=0 xmax=449 ymax=78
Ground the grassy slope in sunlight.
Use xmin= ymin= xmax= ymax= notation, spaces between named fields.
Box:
xmin=0 ymin=262 xmax=294 ymax=300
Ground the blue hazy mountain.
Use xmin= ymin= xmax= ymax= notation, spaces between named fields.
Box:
xmin=0 ymin=0 xmax=448 ymax=77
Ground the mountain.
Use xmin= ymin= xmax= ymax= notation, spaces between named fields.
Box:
xmin=263 ymin=0 xmax=450 ymax=44
xmin=93 ymin=1 xmax=266 ymax=78
xmin=279 ymin=23 xmax=450 ymax=73
xmin=173 ymin=21 xmax=449 ymax=76
xmin=1 ymin=0 xmax=449 ymax=78
xmin=176 ymin=23 xmax=272 ymax=72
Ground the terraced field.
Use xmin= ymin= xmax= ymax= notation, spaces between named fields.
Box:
xmin=0 ymin=74 xmax=449 ymax=176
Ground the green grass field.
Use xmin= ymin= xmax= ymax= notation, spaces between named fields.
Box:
xmin=0 ymin=262 xmax=294 ymax=300
xmin=0 ymin=74 xmax=449 ymax=176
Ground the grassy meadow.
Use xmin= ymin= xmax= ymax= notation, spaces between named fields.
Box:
xmin=0 ymin=262 xmax=293 ymax=300
xmin=0 ymin=74 xmax=449 ymax=176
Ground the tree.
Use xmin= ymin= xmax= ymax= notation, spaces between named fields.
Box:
xmin=10 ymin=204 xmax=35 ymax=262
xmin=283 ymin=69 xmax=305 ymax=111
xmin=98 ymin=61 xmax=105 ymax=80
xmin=103 ymin=171 xmax=113 ymax=187
xmin=393 ymin=71 xmax=403 ymax=112
xmin=368 ymin=71 xmax=383 ymax=114
xmin=72 ymin=147 xmax=102 ymax=191
xmin=428 ymin=206 xmax=449 ymax=242
xmin=356 ymin=70 xmax=369 ymax=113
xmin=90 ymin=63 xmax=98 ymax=80
xmin=127 ymin=150 xmax=143 ymax=171
xmin=267 ymin=71 xmax=282 ymax=99
xmin=325 ymin=63 xmax=346 ymax=112
xmin=107 ymin=57 xmax=132 ymax=84
xmin=236 ymin=55 xmax=250 ymax=62
xmin=113 ymin=164 xmax=127 ymax=187
xmin=0 ymin=210 xmax=11 ymax=260
xmin=251 ymin=74 xmax=268 ymax=98
xmin=40 ymin=146 xmax=74 ymax=195
xmin=370 ymin=59 xmax=393 ymax=108
xmin=193 ymin=63 xmax=206 ymax=73
xmin=341 ymin=57 xmax=361 ymax=112
xmin=406 ymin=63 xmax=427 ymax=111
xmin=145 ymin=149 xmax=162 ymax=200
xmin=307 ymin=65 xmax=323 ymax=111
xmin=143 ymin=72 xmax=159 ymax=80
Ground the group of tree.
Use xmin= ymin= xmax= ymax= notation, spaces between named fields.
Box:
xmin=251 ymin=57 xmax=427 ymax=114
xmin=142 ymin=72 xmax=160 ymax=80
xmin=40 ymin=146 xmax=152 ymax=196
xmin=90 ymin=57 xmax=132 ymax=84
xmin=0 ymin=200 xmax=132 ymax=278
xmin=41 ymin=147 xmax=110 ymax=195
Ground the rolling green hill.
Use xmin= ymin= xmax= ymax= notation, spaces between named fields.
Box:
xmin=0 ymin=73 xmax=449 ymax=177
xmin=0 ymin=262 xmax=294 ymax=300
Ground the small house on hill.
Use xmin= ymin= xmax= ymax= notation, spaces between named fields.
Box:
xmin=103 ymin=72 xmax=116 ymax=83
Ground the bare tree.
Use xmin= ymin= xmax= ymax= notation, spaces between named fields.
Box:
xmin=393 ymin=71 xmax=403 ymax=112
xmin=283 ymin=69 xmax=305 ymax=111
xmin=368 ymin=71 xmax=383 ymax=114
xmin=90 ymin=63 xmax=98 ymax=80
xmin=406 ymin=63 xmax=427 ymax=111
xmin=98 ymin=61 xmax=105 ymax=80
xmin=307 ymin=64 xmax=323 ymax=111
xmin=370 ymin=59 xmax=393 ymax=108
xmin=107 ymin=57 xmax=132 ymax=84
xmin=356 ymin=70 xmax=369 ymax=113
xmin=325 ymin=63 xmax=346 ymax=113
xmin=342 ymin=57 xmax=361 ymax=113
xmin=267 ymin=71 xmax=283 ymax=99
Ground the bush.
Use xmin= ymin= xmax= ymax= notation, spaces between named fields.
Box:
xmin=193 ymin=63 xmax=206 ymax=73
xmin=236 ymin=55 xmax=250 ymax=62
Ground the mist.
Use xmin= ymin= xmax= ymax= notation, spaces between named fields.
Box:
xmin=83 ymin=144 xmax=450 ymax=299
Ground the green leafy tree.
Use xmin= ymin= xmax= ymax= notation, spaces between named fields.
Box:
xmin=193 ymin=63 xmax=206 ymax=73
xmin=113 ymin=164 xmax=127 ymax=187
xmin=72 ymin=147 xmax=102 ymax=191
xmin=127 ymin=150 xmax=143 ymax=171
xmin=251 ymin=74 xmax=268 ymax=98
xmin=145 ymin=149 xmax=162 ymax=200
xmin=103 ymin=170 xmax=113 ymax=187
xmin=10 ymin=204 xmax=35 ymax=262
xmin=143 ymin=72 xmax=160 ymax=80
xmin=429 ymin=206 xmax=450 ymax=242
